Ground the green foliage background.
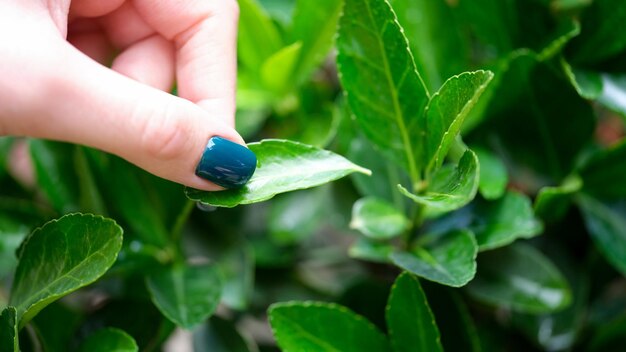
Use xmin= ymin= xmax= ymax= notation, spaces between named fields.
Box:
xmin=2 ymin=0 xmax=626 ymax=351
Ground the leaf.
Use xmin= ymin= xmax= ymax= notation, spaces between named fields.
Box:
xmin=421 ymin=71 xmax=494 ymax=172
xmin=79 ymin=328 xmax=138 ymax=352
xmin=146 ymin=263 xmax=222 ymax=329
xmin=218 ymin=244 xmax=254 ymax=311
xmin=9 ymin=214 xmax=123 ymax=328
xmin=186 ymin=139 xmax=370 ymax=208
xmin=474 ymin=147 xmax=508 ymax=200
xmin=471 ymin=192 xmax=543 ymax=251
xmin=261 ymin=41 xmax=303 ymax=94
xmin=577 ymin=195 xmax=626 ymax=276
xmin=269 ymin=188 xmax=330 ymax=245
xmin=31 ymin=302 xmax=83 ymax=352
xmin=0 ymin=307 xmax=18 ymax=352
xmin=534 ymin=175 xmax=582 ymax=222
xmin=192 ymin=316 xmax=254 ymax=352
xmin=467 ymin=244 xmax=572 ymax=314
xmin=390 ymin=229 xmax=478 ymax=287
xmin=350 ymin=197 xmax=409 ymax=240
xmin=580 ymin=139 xmax=626 ymax=199
xmin=349 ymin=238 xmax=394 ymax=264
xmin=588 ymin=315 xmax=626 ymax=352
xmin=269 ymin=301 xmax=390 ymax=352
xmin=564 ymin=62 xmax=626 ymax=119
xmin=337 ymin=0 xmax=429 ymax=178
xmin=398 ymin=150 xmax=479 ymax=217
xmin=238 ymin=0 xmax=283 ymax=74
xmin=386 ymin=273 xmax=443 ymax=352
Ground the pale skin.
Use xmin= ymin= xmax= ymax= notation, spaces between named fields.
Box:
xmin=0 ymin=0 xmax=243 ymax=191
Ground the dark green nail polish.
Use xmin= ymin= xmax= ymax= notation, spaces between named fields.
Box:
xmin=195 ymin=137 xmax=257 ymax=189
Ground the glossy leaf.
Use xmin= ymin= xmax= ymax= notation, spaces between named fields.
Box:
xmin=467 ymin=244 xmax=572 ymax=314
xmin=192 ymin=316 xmax=253 ymax=352
xmin=146 ymin=263 xmax=222 ymax=329
xmin=578 ymin=195 xmax=626 ymax=276
xmin=386 ymin=273 xmax=443 ymax=352
xmin=9 ymin=214 xmax=123 ymax=328
xmin=337 ymin=0 xmax=429 ymax=176
xmin=269 ymin=301 xmax=390 ymax=352
xmin=398 ymin=150 xmax=479 ymax=217
xmin=0 ymin=307 xmax=18 ymax=352
xmin=391 ymin=229 xmax=478 ymax=287
xmin=474 ymin=147 xmax=508 ymax=200
xmin=238 ymin=0 xmax=283 ymax=73
xmin=350 ymin=197 xmax=409 ymax=240
xmin=186 ymin=139 xmax=370 ymax=207
xmin=580 ymin=140 xmax=626 ymax=199
xmin=471 ymin=192 xmax=543 ymax=251
xmin=79 ymin=328 xmax=138 ymax=352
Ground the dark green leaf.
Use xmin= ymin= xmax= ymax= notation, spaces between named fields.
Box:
xmin=350 ymin=197 xmax=409 ymax=240
xmin=186 ymin=140 xmax=370 ymax=208
xmin=238 ymin=0 xmax=283 ymax=74
xmin=0 ymin=214 xmax=30 ymax=278
xmin=269 ymin=188 xmax=330 ymax=245
xmin=79 ymin=328 xmax=138 ymax=352
xmin=0 ymin=307 xmax=18 ymax=352
xmin=467 ymin=244 xmax=572 ymax=314
xmin=348 ymin=238 xmax=394 ymax=263
xmin=31 ymin=302 xmax=82 ymax=352
xmin=391 ymin=229 xmax=478 ymax=287
xmin=588 ymin=315 xmax=626 ymax=352
xmin=337 ymin=0 xmax=429 ymax=177
xmin=580 ymin=139 xmax=626 ymax=199
xmin=146 ymin=263 xmax=222 ymax=329
xmin=534 ymin=176 xmax=582 ymax=222
xmin=269 ymin=301 xmax=390 ymax=352
xmin=386 ymin=273 xmax=443 ymax=352
xmin=218 ymin=244 xmax=254 ymax=311
xmin=192 ymin=316 xmax=253 ymax=352
xmin=399 ymin=150 xmax=479 ymax=217
xmin=9 ymin=214 xmax=123 ymax=328
xmin=474 ymin=147 xmax=508 ymax=200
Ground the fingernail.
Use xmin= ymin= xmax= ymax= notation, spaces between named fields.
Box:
xmin=195 ymin=136 xmax=257 ymax=189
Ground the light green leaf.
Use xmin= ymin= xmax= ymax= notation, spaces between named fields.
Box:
xmin=474 ymin=147 xmax=508 ymax=200
xmin=269 ymin=301 xmax=390 ymax=352
xmin=422 ymin=71 xmax=494 ymax=172
xmin=337 ymin=0 xmax=429 ymax=178
xmin=467 ymin=244 xmax=572 ymax=314
xmin=0 ymin=307 xmax=18 ymax=352
xmin=79 ymin=328 xmax=138 ymax=352
xmin=186 ymin=139 xmax=370 ymax=208
xmin=238 ymin=0 xmax=283 ymax=73
xmin=9 ymin=214 xmax=123 ymax=328
xmin=578 ymin=195 xmax=626 ymax=276
xmin=472 ymin=192 xmax=543 ymax=251
xmin=261 ymin=41 xmax=303 ymax=94
xmin=192 ymin=316 xmax=253 ymax=352
xmin=386 ymin=273 xmax=443 ymax=352
xmin=350 ymin=197 xmax=409 ymax=240
xmin=580 ymin=139 xmax=626 ymax=198
xmin=349 ymin=238 xmax=394 ymax=264
xmin=398 ymin=150 xmax=479 ymax=217
xmin=146 ymin=263 xmax=222 ymax=330
xmin=390 ymin=229 xmax=478 ymax=287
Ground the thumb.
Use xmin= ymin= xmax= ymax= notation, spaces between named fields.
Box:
xmin=13 ymin=42 xmax=255 ymax=191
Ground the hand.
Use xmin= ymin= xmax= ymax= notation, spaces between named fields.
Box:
xmin=0 ymin=0 xmax=252 ymax=191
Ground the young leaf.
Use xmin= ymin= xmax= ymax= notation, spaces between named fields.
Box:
xmin=580 ymin=139 xmax=626 ymax=199
xmin=269 ymin=301 xmax=390 ymax=352
xmin=261 ymin=41 xmax=303 ymax=94
xmin=9 ymin=214 xmax=123 ymax=328
xmin=146 ymin=263 xmax=222 ymax=329
xmin=398 ymin=150 xmax=479 ymax=217
xmin=421 ymin=71 xmax=493 ymax=172
xmin=386 ymin=273 xmax=443 ymax=352
xmin=238 ymin=0 xmax=283 ymax=73
xmin=186 ymin=139 xmax=370 ymax=208
xmin=577 ymin=195 xmax=626 ymax=276
xmin=467 ymin=244 xmax=572 ymax=314
xmin=390 ymin=229 xmax=478 ymax=287
xmin=471 ymin=192 xmax=543 ymax=251
xmin=192 ymin=316 xmax=254 ymax=352
xmin=0 ymin=307 xmax=18 ymax=352
xmin=79 ymin=328 xmax=138 ymax=352
xmin=350 ymin=197 xmax=409 ymax=240
xmin=337 ymin=0 xmax=429 ymax=178
xmin=474 ymin=147 xmax=508 ymax=200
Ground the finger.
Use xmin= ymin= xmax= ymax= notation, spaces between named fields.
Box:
xmin=132 ymin=0 xmax=239 ymax=126
xmin=67 ymin=19 xmax=114 ymax=64
xmin=98 ymin=1 xmax=154 ymax=49
xmin=69 ymin=0 xmax=126 ymax=18
xmin=112 ymin=35 xmax=175 ymax=91
xmin=15 ymin=41 xmax=251 ymax=191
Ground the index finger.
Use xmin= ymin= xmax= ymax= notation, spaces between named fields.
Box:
xmin=132 ymin=0 xmax=239 ymax=126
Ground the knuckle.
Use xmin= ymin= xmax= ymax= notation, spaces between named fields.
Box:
xmin=135 ymin=102 xmax=191 ymax=160
xmin=215 ymin=0 xmax=239 ymax=19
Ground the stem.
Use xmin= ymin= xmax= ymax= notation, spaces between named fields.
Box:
xmin=170 ymin=200 xmax=195 ymax=243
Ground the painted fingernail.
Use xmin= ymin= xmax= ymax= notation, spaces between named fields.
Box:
xmin=195 ymin=136 xmax=257 ymax=189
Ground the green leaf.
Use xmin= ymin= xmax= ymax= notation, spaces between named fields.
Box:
xmin=349 ymin=238 xmax=394 ymax=264
xmin=9 ymin=214 xmax=123 ymax=328
xmin=0 ymin=307 xmax=18 ymax=352
xmin=192 ymin=316 xmax=254 ymax=352
xmin=421 ymin=71 xmax=494 ymax=172
xmin=186 ymin=139 xmax=370 ymax=208
xmin=238 ymin=0 xmax=283 ymax=74
xmin=398 ymin=150 xmax=479 ymax=217
xmin=31 ymin=302 xmax=83 ymax=352
xmin=350 ymin=197 xmax=409 ymax=240
xmin=390 ymin=229 xmax=478 ymax=287
xmin=563 ymin=62 xmax=626 ymax=118
xmin=386 ymin=273 xmax=443 ymax=352
xmin=337 ymin=0 xmax=429 ymax=178
xmin=580 ymin=139 xmax=626 ymax=199
xmin=467 ymin=244 xmax=572 ymax=314
xmin=261 ymin=41 xmax=303 ymax=94
xmin=269 ymin=301 xmax=390 ymax=352
xmin=269 ymin=188 xmax=329 ymax=245
xmin=471 ymin=192 xmax=543 ymax=251
xmin=588 ymin=315 xmax=626 ymax=352
xmin=79 ymin=328 xmax=138 ymax=352
xmin=474 ymin=147 xmax=508 ymax=200
xmin=146 ymin=263 xmax=222 ymax=329
xmin=577 ymin=195 xmax=626 ymax=276
xmin=218 ymin=244 xmax=254 ymax=311
xmin=534 ymin=175 xmax=582 ymax=222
